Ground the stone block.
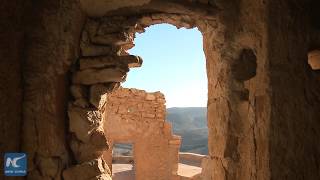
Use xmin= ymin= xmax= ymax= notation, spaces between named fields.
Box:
xmin=117 ymin=55 xmax=143 ymax=68
xmin=82 ymin=19 xmax=99 ymax=41
xmin=90 ymin=129 xmax=109 ymax=148
xmin=68 ymin=106 xmax=101 ymax=143
xmin=142 ymin=113 xmax=155 ymax=118
xmin=137 ymin=103 xmax=143 ymax=110
xmin=80 ymin=43 xmax=113 ymax=57
xmin=146 ymin=94 xmax=156 ymax=100
xmin=70 ymin=136 xmax=108 ymax=163
xmin=73 ymin=98 xmax=90 ymax=108
xmin=118 ymin=105 xmax=128 ymax=114
xmin=79 ymin=56 xmax=119 ymax=70
xmin=121 ymin=42 xmax=135 ymax=52
xmin=156 ymin=113 xmax=164 ymax=119
xmin=90 ymin=84 xmax=111 ymax=108
xmin=90 ymin=32 xmax=132 ymax=46
xmin=163 ymin=122 xmax=173 ymax=137
xmin=63 ymin=158 xmax=110 ymax=180
xmin=72 ymin=68 xmax=126 ymax=85
xmin=79 ymin=55 xmax=142 ymax=70
xmin=169 ymin=139 xmax=181 ymax=145
xmin=37 ymin=156 xmax=60 ymax=178
xmin=157 ymin=98 xmax=166 ymax=103
xmin=70 ymin=85 xmax=88 ymax=99
xmin=138 ymin=16 xmax=153 ymax=27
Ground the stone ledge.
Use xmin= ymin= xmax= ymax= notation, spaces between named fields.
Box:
xmin=80 ymin=43 xmax=113 ymax=57
xmin=72 ymin=68 xmax=127 ymax=85
xmin=90 ymin=31 xmax=133 ymax=46
xmin=79 ymin=55 xmax=143 ymax=70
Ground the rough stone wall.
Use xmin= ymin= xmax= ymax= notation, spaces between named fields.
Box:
xmin=197 ymin=0 xmax=271 ymax=179
xmin=1 ymin=0 xmax=320 ymax=180
xmin=0 ymin=1 xmax=26 ymax=179
xmin=202 ymin=1 xmax=320 ymax=179
xmin=103 ymin=88 xmax=181 ymax=180
xmin=267 ymin=0 xmax=320 ymax=179
xmin=19 ymin=0 xmax=87 ymax=179
xmin=62 ymin=12 xmax=146 ymax=180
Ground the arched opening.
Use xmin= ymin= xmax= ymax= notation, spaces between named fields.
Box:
xmin=66 ymin=12 xmax=230 ymax=180
xmin=118 ymin=23 xmax=208 ymax=179
xmin=124 ymin=24 xmax=207 ymax=108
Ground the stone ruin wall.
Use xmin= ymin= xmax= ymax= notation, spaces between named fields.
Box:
xmin=103 ymin=88 xmax=181 ymax=180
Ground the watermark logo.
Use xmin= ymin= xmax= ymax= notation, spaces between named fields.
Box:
xmin=4 ymin=153 xmax=27 ymax=176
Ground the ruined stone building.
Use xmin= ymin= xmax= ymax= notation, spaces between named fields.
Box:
xmin=103 ymin=88 xmax=181 ymax=180
xmin=1 ymin=0 xmax=320 ymax=180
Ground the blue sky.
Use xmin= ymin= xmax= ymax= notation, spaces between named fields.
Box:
xmin=123 ymin=24 xmax=207 ymax=108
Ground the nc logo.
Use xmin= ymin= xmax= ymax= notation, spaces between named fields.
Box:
xmin=6 ymin=154 xmax=26 ymax=168
xmin=4 ymin=153 xmax=27 ymax=176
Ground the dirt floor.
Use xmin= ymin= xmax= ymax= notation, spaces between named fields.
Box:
xmin=177 ymin=163 xmax=202 ymax=178
xmin=112 ymin=164 xmax=135 ymax=180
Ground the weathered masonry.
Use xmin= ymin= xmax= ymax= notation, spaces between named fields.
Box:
xmin=1 ymin=0 xmax=320 ymax=180
xmin=103 ymin=88 xmax=181 ymax=180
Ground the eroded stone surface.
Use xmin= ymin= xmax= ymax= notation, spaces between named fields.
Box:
xmin=80 ymin=0 xmax=151 ymax=17
xmin=71 ymin=85 xmax=88 ymax=99
xmin=2 ymin=1 xmax=319 ymax=180
xmin=70 ymin=135 xmax=109 ymax=163
xmin=103 ymin=88 xmax=181 ymax=180
xmin=72 ymin=68 xmax=127 ymax=85
xmin=63 ymin=158 xmax=111 ymax=180
xmin=90 ymin=32 xmax=133 ymax=46
xmin=80 ymin=43 xmax=113 ymax=57
xmin=68 ymin=105 xmax=101 ymax=142
xmin=79 ymin=55 xmax=142 ymax=70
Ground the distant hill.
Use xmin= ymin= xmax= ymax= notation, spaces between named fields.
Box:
xmin=113 ymin=143 xmax=133 ymax=156
xmin=113 ymin=107 xmax=208 ymax=155
xmin=167 ymin=107 xmax=208 ymax=155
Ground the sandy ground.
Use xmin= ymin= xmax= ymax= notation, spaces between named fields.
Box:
xmin=112 ymin=164 xmax=135 ymax=180
xmin=177 ymin=163 xmax=202 ymax=178
xmin=112 ymin=163 xmax=201 ymax=180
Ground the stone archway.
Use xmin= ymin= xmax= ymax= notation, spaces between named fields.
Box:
xmin=63 ymin=8 xmax=262 ymax=179
xmin=63 ymin=13 xmax=215 ymax=180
